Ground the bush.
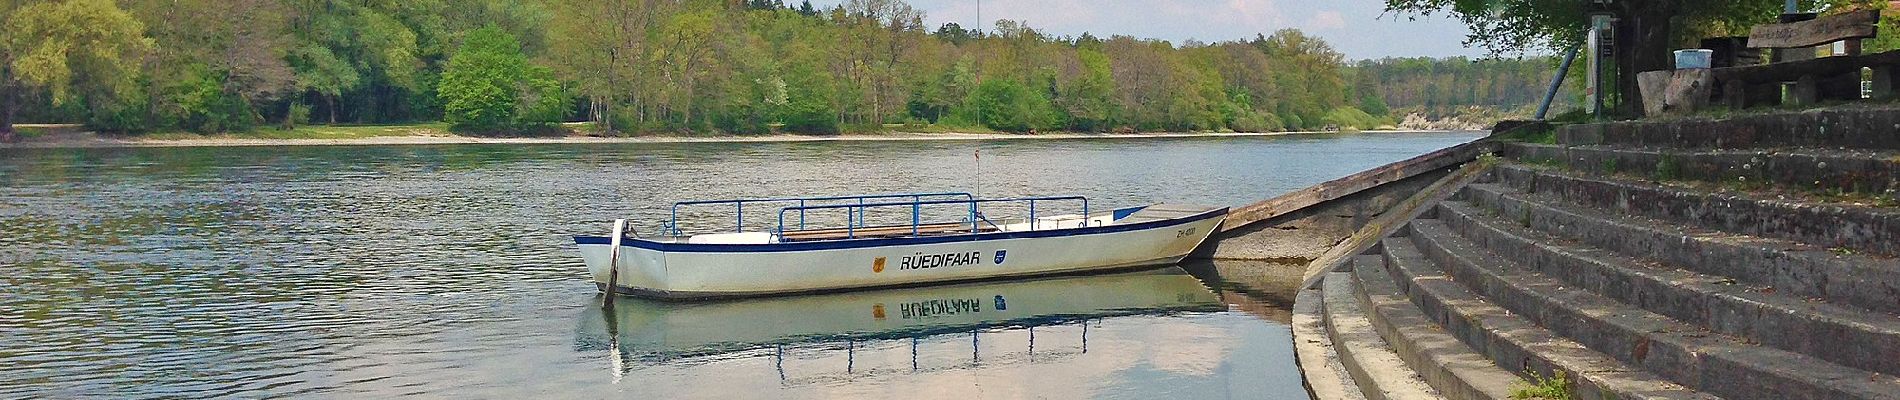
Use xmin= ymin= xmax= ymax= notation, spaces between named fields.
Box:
xmin=167 ymin=71 xmax=256 ymax=133
xmin=284 ymin=103 xmax=311 ymax=130
xmin=779 ymin=96 xmax=838 ymax=134
xmin=1278 ymin=112 xmax=1304 ymax=131
xmin=964 ymin=79 xmax=1058 ymax=132
xmin=1229 ymin=110 xmax=1283 ymax=133
xmin=778 ymin=62 xmax=838 ymax=134
xmin=86 ymin=96 xmax=160 ymax=134
xmin=1321 ymin=107 xmax=1384 ymax=130
xmin=438 ymin=26 xmax=567 ymax=134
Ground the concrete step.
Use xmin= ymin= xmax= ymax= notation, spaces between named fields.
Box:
xmin=1346 ymin=256 xmax=1516 ymax=400
xmin=1460 ymin=181 xmax=1900 ymax=315
xmin=1405 ymin=219 xmax=1900 ymax=400
xmin=1294 ymin=283 xmax=1370 ymax=400
xmin=1504 ymin=142 xmax=1900 ymax=198
xmin=1490 ymin=163 xmax=1900 ymax=257
xmin=1324 ymin=269 xmax=1446 ymax=400
xmin=1434 ymin=199 xmax=1900 ymax=377
xmin=1373 ymin=237 xmax=1717 ymax=400
xmin=1554 ymin=108 xmax=1900 ymax=150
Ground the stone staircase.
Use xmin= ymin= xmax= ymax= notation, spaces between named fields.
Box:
xmin=1301 ymin=117 xmax=1900 ymax=400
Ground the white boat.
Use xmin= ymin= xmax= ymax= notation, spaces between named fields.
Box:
xmin=574 ymin=193 xmax=1227 ymax=299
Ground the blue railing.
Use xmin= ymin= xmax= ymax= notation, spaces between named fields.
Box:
xmin=665 ymin=192 xmax=975 ymax=235
xmin=774 ymin=196 xmax=1090 ymax=239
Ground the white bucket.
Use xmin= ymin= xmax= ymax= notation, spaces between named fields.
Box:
xmin=1674 ymin=49 xmax=1714 ymax=69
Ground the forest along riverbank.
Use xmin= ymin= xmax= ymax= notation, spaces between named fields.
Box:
xmin=0 ymin=128 xmax=1466 ymax=149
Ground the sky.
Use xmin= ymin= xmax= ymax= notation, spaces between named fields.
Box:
xmin=809 ymin=0 xmax=1498 ymax=60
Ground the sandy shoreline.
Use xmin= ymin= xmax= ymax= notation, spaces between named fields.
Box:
xmin=0 ymin=129 xmax=1469 ymax=149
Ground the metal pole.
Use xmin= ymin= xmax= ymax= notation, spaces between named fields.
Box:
xmin=1587 ymin=16 xmax=1602 ymax=118
xmin=1537 ymin=41 xmax=1583 ymax=120
xmin=965 ymin=201 xmax=980 ymax=233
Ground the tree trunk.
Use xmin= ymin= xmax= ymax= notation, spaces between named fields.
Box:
xmin=0 ymin=86 xmax=16 ymax=143
xmin=328 ymin=94 xmax=339 ymax=124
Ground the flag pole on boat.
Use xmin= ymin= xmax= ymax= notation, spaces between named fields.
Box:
xmin=974 ymin=147 xmax=985 ymax=226
xmin=604 ymin=219 xmax=626 ymax=308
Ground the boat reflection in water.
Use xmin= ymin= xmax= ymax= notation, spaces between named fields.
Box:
xmin=574 ymin=266 xmax=1223 ymax=384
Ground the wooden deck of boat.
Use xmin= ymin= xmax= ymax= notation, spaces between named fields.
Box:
xmin=1114 ymin=204 xmax=1215 ymax=225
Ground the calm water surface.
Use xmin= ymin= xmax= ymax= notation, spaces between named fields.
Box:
xmin=0 ymin=132 xmax=1482 ymax=399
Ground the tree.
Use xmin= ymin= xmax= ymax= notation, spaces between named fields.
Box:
xmin=1058 ymin=48 xmax=1116 ymax=131
xmin=543 ymin=0 xmax=653 ymax=133
xmin=965 ymin=78 xmax=1057 ymax=132
xmin=652 ymin=9 xmax=720 ymax=130
xmin=437 ymin=26 xmax=562 ymax=133
xmin=1 ymin=0 xmax=153 ymax=141
xmin=129 ymin=0 xmax=297 ymax=133
xmin=780 ymin=55 xmax=839 ymax=134
xmin=1380 ymin=0 xmax=1843 ymax=117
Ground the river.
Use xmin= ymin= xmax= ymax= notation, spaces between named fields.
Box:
xmin=0 ymin=131 xmax=1483 ymax=399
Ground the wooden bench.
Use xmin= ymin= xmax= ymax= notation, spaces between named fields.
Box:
xmin=779 ymin=222 xmax=999 ymax=241
xmin=1711 ymin=10 xmax=1892 ymax=108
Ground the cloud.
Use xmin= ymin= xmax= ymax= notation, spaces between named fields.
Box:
xmin=1310 ymin=10 xmax=1347 ymax=31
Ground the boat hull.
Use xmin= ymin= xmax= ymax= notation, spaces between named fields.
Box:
xmin=576 ymin=207 xmax=1227 ymax=299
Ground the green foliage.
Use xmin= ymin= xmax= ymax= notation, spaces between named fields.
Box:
xmin=2 ymin=0 xmax=154 ymax=103
xmin=779 ymin=60 xmax=839 ymax=134
xmin=1058 ymin=48 xmax=1117 ymax=131
xmin=964 ymin=79 xmax=1058 ymax=132
xmin=2 ymin=0 xmax=152 ymax=138
xmin=1228 ymin=110 xmax=1284 ymax=133
xmin=285 ymin=103 xmax=311 ymax=129
xmin=1383 ymin=0 xmax=1818 ymax=54
xmin=1510 ymin=369 xmax=1574 ymax=400
xmin=166 ymin=68 xmax=259 ymax=133
xmin=438 ymin=26 xmax=563 ymax=133
xmin=7 ymin=0 xmax=1558 ymax=137
xmin=1358 ymin=91 xmax=1390 ymax=117
xmin=1654 ymin=154 xmax=1684 ymax=181
xmin=1321 ymin=107 xmax=1385 ymax=130
xmin=1381 ymin=0 xmax=1882 ymax=117
xmin=288 ymin=44 xmax=360 ymax=103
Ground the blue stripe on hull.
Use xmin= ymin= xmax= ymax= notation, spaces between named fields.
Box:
xmin=575 ymin=207 xmax=1228 ymax=253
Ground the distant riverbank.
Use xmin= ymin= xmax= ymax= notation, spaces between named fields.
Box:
xmin=1 ymin=125 xmax=1468 ymax=149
